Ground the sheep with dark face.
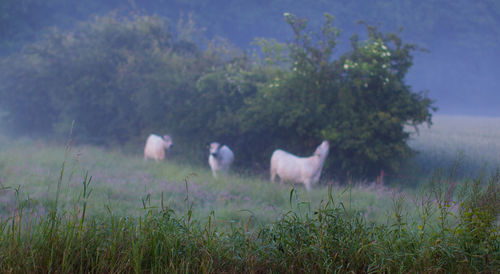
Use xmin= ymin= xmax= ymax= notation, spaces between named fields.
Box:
xmin=144 ymin=134 xmax=173 ymax=161
xmin=270 ymin=140 xmax=330 ymax=191
xmin=208 ymin=142 xmax=234 ymax=178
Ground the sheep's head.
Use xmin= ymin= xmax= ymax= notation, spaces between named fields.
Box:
xmin=209 ymin=142 xmax=222 ymax=157
xmin=163 ymin=135 xmax=173 ymax=150
xmin=314 ymin=140 xmax=330 ymax=159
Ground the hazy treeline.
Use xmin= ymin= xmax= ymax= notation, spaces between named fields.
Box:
xmin=1 ymin=0 xmax=499 ymax=116
xmin=2 ymin=0 xmax=498 ymax=54
xmin=0 ymin=13 xmax=434 ymax=179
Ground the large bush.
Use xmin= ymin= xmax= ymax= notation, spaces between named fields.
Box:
xmin=233 ymin=14 xmax=435 ymax=178
xmin=0 ymin=13 xmax=435 ymax=179
xmin=0 ymin=15 xmax=236 ymax=146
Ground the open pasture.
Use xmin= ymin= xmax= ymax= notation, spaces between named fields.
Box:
xmin=406 ymin=115 xmax=500 ymax=179
xmin=0 ymin=135 xmax=398 ymax=227
xmin=0 ymin=115 xmax=499 ymax=225
xmin=0 ymin=115 xmax=498 ymax=272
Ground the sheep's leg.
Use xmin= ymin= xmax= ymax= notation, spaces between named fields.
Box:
xmin=270 ymin=169 xmax=276 ymax=182
xmin=212 ymin=170 xmax=217 ymax=178
xmin=304 ymin=180 xmax=312 ymax=191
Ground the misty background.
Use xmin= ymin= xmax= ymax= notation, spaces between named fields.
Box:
xmin=1 ymin=0 xmax=498 ymax=116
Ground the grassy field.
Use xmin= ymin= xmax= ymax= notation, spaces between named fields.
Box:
xmin=1 ymin=115 xmax=498 ymax=222
xmin=0 ymin=115 xmax=499 ymax=272
xmin=405 ymin=115 xmax=500 ymax=179
xmin=0 ymin=134 xmax=400 ymax=227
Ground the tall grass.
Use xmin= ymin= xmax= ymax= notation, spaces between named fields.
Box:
xmin=0 ymin=133 xmax=402 ymax=227
xmin=0 ymin=168 xmax=498 ymax=272
xmin=0 ymin=115 xmax=499 ymax=271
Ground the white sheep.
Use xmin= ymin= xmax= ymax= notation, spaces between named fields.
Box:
xmin=270 ymin=140 xmax=330 ymax=191
xmin=144 ymin=134 xmax=173 ymax=161
xmin=208 ymin=142 xmax=234 ymax=178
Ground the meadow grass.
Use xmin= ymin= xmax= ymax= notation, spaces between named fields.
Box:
xmin=0 ymin=115 xmax=499 ymax=272
xmin=0 ymin=133 xmax=402 ymax=227
xmin=404 ymin=115 xmax=500 ymax=181
xmin=0 ymin=166 xmax=498 ymax=272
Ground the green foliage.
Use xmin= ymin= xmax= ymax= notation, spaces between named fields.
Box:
xmin=0 ymin=14 xmax=224 ymax=146
xmin=324 ymin=24 xmax=435 ymax=177
xmin=239 ymin=14 xmax=435 ymax=178
xmin=0 ymin=12 xmax=435 ymax=178
xmin=0 ymin=168 xmax=498 ymax=272
xmin=455 ymin=174 xmax=500 ymax=259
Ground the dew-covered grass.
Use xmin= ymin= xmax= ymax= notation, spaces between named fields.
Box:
xmin=0 ymin=115 xmax=498 ymax=272
xmin=0 ymin=134 xmax=403 ymax=227
xmin=406 ymin=115 xmax=500 ymax=180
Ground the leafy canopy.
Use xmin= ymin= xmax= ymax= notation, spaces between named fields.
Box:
xmin=0 ymin=13 xmax=435 ymax=179
xmin=238 ymin=14 xmax=435 ymax=178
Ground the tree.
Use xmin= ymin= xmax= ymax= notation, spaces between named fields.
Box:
xmin=0 ymin=12 xmax=435 ymax=179
xmin=0 ymin=14 xmax=211 ymax=145
xmin=239 ymin=14 xmax=435 ymax=179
